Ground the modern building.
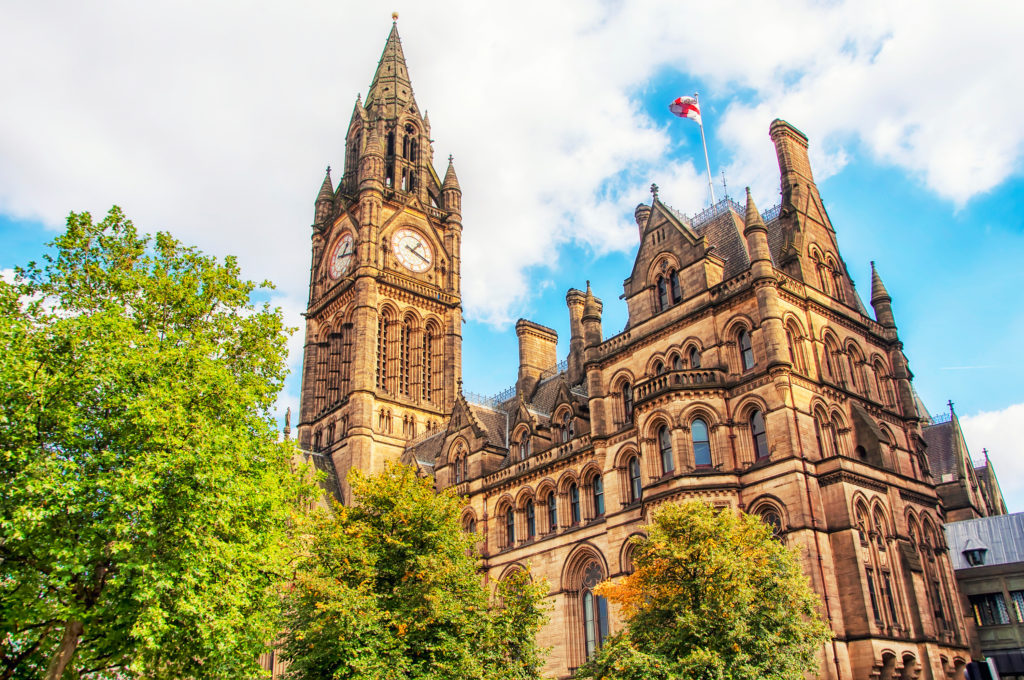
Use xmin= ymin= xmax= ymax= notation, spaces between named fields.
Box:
xmin=292 ymin=19 xmax=999 ymax=679
xmin=946 ymin=513 xmax=1024 ymax=679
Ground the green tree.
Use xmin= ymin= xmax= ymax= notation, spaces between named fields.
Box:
xmin=281 ymin=463 xmax=548 ymax=680
xmin=0 ymin=208 xmax=310 ymax=679
xmin=577 ymin=501 xmax=832 ymax=680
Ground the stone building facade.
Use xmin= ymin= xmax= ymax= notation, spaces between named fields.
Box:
xmin=295 ymin=21 xmax=990 ymax=680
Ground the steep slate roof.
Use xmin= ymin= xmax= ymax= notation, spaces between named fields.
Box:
xmin=946 ymin=512 xmax=1024 ymax=569
xmin=922 ymin=420 xmax=957 ymax=480
xmin=365 ymin=22 xmax=419 ymax=117
xmin=469 ymin=404 xmax=510 ymax=448
xmin=402 ymin=430 xmax=444 ymax=470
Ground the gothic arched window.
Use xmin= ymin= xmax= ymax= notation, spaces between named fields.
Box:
xmin=376 ymin=313 xmax=390 ymax=391
xmin=738 ymin=329 xmax=754 ymax=371
xmin=689 ymin=346 xmax=701 ymax=368
xmin=454 ymin=454 xmax=463 ymax=484
xmin=628 ymin=455 xmax=642 ymax=503
xmin=621 ymin=382 xmax=634 ymax=422
xmin=581 ymin=560 xmax=609 ymax=660
xmin=653 ymin=360 xmax=665 ymax=376
xmin=657 ymin=277 xmax=670 ymax=311
xmin=658 ymin=424 xmax=674 ymax=475
xmin=813 ymin=409 xmax=830 ymax=458
xmin=504 ymin=506 xmax=515 ymax=547
xmin=671 ymin=354 xmax=683 ymax=371
xmin=692 ymin=418 xmax=712 ymax=467
xmin=592 ymin=475 xmax=605 ymax=516
xmin=547 ymin=490 xmax=558 ymax=532
xmin=670 ymin=270 xmax=681 ymax=304
xmin=750 ymin=409 xmax=769 ymax=459
xmin=525 ymin=500 xmax=536 ymax=540
xmin=570 ymin=483 xmax=581 ymax=524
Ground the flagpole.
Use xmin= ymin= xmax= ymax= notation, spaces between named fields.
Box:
xmin=695 ymin=92 xmax=716 ymax=205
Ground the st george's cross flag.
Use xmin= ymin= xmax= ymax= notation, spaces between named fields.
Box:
xmin=669 ymin=96 xmax=701 ymax=125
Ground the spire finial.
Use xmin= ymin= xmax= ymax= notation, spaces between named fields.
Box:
xmin=948 ymin=399 xmax=955 ymax=415
xmin=392 ymin=11 xmax=399 ymax=22
xmin=448 ymin=154 xmax=453 ymax=163
xmin=326 ymin=165 xmax=331 ymax=175
xmin=650 ymin=183 xmax=659 ymax=199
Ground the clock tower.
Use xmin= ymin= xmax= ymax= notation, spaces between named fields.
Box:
xmin=297 ymin=18 xmax=462 ymax=500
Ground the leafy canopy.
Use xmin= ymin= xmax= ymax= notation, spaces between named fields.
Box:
xmin=0 ymin=207 xmax=310 ymax=679
xmin=281 ymin=463 xmax=549 ymax=680
xmin=576 ymin=501 xmax=832 ymax=680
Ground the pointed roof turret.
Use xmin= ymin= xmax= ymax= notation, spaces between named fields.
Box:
xmin=582 ymin=281 xmax=601 ymax=320
xmin=743 ymin=187 xmax=765 ymax=231
xmin=316 ymin=166 xmax=334 ymax=202
xmin=365 ymin=18 xmax=418 ymax=116
xmin=870 ymin=261 xmax=891 ymax=303
xmin=442 ymin=155 xmax=460 ymax=191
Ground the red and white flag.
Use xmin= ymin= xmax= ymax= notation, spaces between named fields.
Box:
xmin=669 ymin=96 xmax=701 ymax=125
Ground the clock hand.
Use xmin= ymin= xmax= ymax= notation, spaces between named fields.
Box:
xmin=405 ymin=244 xmax=429 ymax=263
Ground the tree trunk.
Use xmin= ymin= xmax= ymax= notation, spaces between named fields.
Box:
xmin=44 ymin=619 xmax=83 ymax=680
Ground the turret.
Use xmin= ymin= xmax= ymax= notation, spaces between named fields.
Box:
xmin=442 ymin=156 xmax=462 ymax=215
xmin=870 ymin=261 xmax=897 ymax=330
xmin=581 ymin=281 xmax=603 ymax=349
xmin=314 ymin=166 xmax=334 ymax=226
xmin=634 ymin=203 xmax=651 ymax=241
xmin=359 ymin=125 xmax=384 ymax=190
xmin=743 ymin=188 xmax=789 ymax=369
xmin=566 ymin=288 xmax=586 ymax=385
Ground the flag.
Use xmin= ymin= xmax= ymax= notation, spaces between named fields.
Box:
xmin=669 ymin=96 xmax=701 ymax=125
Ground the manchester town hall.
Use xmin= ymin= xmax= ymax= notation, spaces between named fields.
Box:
xmin=284 ymin=20 xmax=1007 ymax=680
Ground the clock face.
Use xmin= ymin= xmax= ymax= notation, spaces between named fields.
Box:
xmin=328 ymin=232 xmax=354 ymax=279
xmin=391 ymin=228 xmax=432 ymax=273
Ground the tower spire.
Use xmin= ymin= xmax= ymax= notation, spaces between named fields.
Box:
xmin=365 ymin=19 xmax=417 ymax=116
xmin=870 ymin=261 xmax=896 ymax=329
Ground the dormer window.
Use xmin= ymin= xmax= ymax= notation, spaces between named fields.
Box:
xmin=964 ymin=547 xmax=988 ymax=567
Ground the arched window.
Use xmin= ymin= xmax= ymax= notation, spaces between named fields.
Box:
xmin=525 ymin=500 xmax=536 ymax=540
xmin=653 ymin=360 xmax=665 ymax=376
xmin=621 ymin=383 xmax=633 ymax=422
xmin=692 ymin=418 xmax=712 ymax=467
xmin=519 ymin=435 xmax=531 ymax=460
xmin=399 ymin=320 xmax=413 ymax=396
xmin=570 ymin=483 xmax=581 ymax=524
xmin=505 ymin=506 xmax=515 ymax=547
xmin=750 ymin=409 xmax=769 ymax=459
xmin=657 ymin=277 xmax=670 ymax=311
xmin=757 ymin=507 xmax=784 ymax=539
xmin=738 ymin=329 xmax=754 ymax=370
xmin=465 ymin=517 xmax=476 ymax=534
xmin=688 ymin=346 xmax=701 ymax=369
xmin=813 ymin=409 xmax=830 ymax=457
xmin=547 ymin=490 xmax=558 ymax=532
xmin=830 ymin=414 xmax=843 ymax=456
xmin=669 ymin=270 xmax=681 ymax=303
xmin=581 ymin=560 xmax=609 ymax=660
xmin=592 ymin=475 xmax=605 ymax=516
xmin=422 ymin=327 xmax=434 ymax=402
xmin=847 ymin=349 xmax=860 ymax=392
xmin=671 ymin=354 xmax=683 ymax=371
xmin=823 ymin=336 xmax=841 ymax=384
xmin=561 ymin=412 xmax=571 ymax=443
xmin=376 ymin=313 xmax=390 ymax=391
xmin=658 ymin=424 xmax=674 ymax=475
xmin=462 ymin=455 xmax=469 ymax=482
xmin=628 ymin=456 xmax=642 ymax=503
xmin=785 ymin=325 xmax=801 ymax=372
xmin=454 ymin=454 xmax=463 ymax=483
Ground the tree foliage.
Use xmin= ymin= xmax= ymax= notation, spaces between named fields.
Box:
xmin=0 ymin=208 xmax=309 ymax=679
xmin=577 ymin=501 xmax=832 ymax=680
xmin=281 ymin=463 xmax=549 ymax=680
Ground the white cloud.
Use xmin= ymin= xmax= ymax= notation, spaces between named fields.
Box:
xmin=959 ymin=403 xmax=1024 ymax=513
xmin=1 ymin=0 xmax=1022 ymax=329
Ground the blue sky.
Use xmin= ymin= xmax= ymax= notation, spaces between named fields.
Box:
xmin=2 ymin=1 xmax=1022 ymax=508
